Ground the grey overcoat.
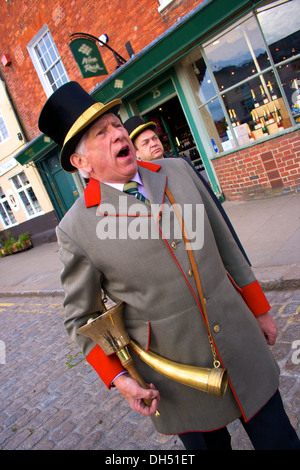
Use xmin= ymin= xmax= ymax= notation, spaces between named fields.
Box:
xmin=56 ymin=158 xmax=279 ymax=434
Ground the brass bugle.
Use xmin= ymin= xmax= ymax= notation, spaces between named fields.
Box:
xmin=129 ymin=339 xmax=228 ymax=398
xmin=77 ymin=302 xmax=228 ymax=401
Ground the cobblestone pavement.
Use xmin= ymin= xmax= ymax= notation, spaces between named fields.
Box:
xmin=0 ymin=290 xmax=299 ymax=451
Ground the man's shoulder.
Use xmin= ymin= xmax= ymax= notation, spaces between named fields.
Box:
xmin=159 ymin=155 xmax=190 ymax=170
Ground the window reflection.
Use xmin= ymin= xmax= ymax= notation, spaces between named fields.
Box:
xmin=257 ymin=0 xmax=300 ymax=63
xmin=204 ymin=16 xmax=269 ymax=91
xmin=192 ymin=57 xmax=216 ymax=103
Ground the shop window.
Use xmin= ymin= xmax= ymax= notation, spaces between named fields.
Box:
xmin=182 ymin=0 xmax=300 ymax=156
xmin=0 ymin=112 xmax=9 ymax=143
xmin=10 ymin=171 xmax=42 ymax=217
xmin=0 ymin=186 xmax=17 ymax=227
xmin=27 ymin=25 xmax=68 ymax=96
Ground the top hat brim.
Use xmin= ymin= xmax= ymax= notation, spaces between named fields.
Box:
xmin=60 ymin=99 xmax=121 ymax=172
xmin=129 ymin=121 xmax=157 ymax=142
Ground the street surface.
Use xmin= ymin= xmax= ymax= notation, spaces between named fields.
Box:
xmin=0 ymin=289 xmax=299 ymax=450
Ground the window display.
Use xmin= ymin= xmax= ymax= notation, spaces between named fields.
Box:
xmin=182 ymin=0 xmax=300 ymax=156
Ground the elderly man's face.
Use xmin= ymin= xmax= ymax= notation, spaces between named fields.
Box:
xmin=134 ymin=129 xmax=164 ymax=162
xmin=71 ymin=113 xmax=137 ymax=183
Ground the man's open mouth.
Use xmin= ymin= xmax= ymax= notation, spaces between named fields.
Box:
xmin=117 ymin=146 xmax=130 ymax=158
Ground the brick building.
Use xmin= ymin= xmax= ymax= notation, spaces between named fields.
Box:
xmin=0 ymin=0 xmax=299 ymax=242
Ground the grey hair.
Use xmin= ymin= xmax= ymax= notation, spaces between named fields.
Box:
xmin=75 ymin=133 xmax=86 ymax=156
xmin=74 ymin=134 xmax=90 ymax=179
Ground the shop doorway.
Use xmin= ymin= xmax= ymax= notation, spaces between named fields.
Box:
xmin=143 ymin=95 xmax=208 ymax=179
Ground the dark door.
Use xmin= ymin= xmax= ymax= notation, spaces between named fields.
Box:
xmin=37 ymin=150 xmax=79 ymax=219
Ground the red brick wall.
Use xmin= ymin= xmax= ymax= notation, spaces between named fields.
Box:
xmin=0 ymin=0 xmax=202 ymax=141
xmin=212 ymin=129 xmax=300 ymax=200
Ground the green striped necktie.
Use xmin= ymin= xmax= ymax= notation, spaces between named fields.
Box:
xmin=123 ymin=181 xmax=150 ymax=205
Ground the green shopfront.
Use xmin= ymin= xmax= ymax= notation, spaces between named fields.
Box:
xmin=16 ymin=0 xmax=300 ymax=213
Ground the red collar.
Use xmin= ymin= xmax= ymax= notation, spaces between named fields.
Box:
xmin=84 ymin=161 xmax=161 ymax=208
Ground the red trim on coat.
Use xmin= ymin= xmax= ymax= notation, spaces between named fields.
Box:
xmin=84 ymin=178 xmax=101 ymax=208
xmin=86 ymin=345 xmax=126 ymax=389
xmin=137 ymin=160 xmax=161 ymax=172
xmin=146 ymin=322 xmax=151 ymax=352
xmin=227 ymin=274 xmax=270 ymax=317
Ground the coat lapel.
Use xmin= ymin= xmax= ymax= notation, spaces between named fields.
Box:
xmin=138 ymin=162 xmax=167 ymax=208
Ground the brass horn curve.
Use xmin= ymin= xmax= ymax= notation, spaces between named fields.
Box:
xmin=77 ymin=302 xmax=228 ymax=400
xmin=129 ymin=339 xmax=228 ymax=398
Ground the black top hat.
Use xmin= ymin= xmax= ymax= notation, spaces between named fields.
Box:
xmin=38 ymin=81 xmax=121 ymax=172
xmin=123 ymin=116 xmax=157 ymax=143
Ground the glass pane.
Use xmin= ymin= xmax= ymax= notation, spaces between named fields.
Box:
xmin=46 ymin=70 xmax=55 ymax=86
xmin=0 ymin=203 xmax=9 ymax=226
xmin=11 ymin=175 xmax=22 ymax=189
xmin=44 ymin=32 xmax=52 ymax=51
xmin=277 ymin=58 xmax=300 ymax=121
xmin=38 ymin=39 xmax=47 ymax=56
xmin=0 ymin=113 xmax=9 ymax=142
xmin=257 ymin=0 xmax=300 ymax=64
xmin=19 ymin=171 xmax=29 ymax=185
xmin=43 ymin=51 xmax=52 ymax=70
xmin=19 ymin=191 xmax=34 ymax=216
xmin=191 ymin=57 xmax=216 ymax=102
xmin=27 ymin=188 xmax=42 ymax=213
xmin=200 ymin=98 xmax=236 ymax=153
xmin=48 ymin=43 xmax=58 ymax=63
xmin=3 ymin=200 xmax=17 ymax=224
xmin=204 ymin=16 xmax=269 ymax=91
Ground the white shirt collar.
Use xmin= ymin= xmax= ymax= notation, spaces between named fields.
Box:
xmin=103 ymin=171 xmax=142 ymax=192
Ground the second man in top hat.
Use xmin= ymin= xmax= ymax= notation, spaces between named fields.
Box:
xmin=123 ymin=116 xmax=165 ymax=162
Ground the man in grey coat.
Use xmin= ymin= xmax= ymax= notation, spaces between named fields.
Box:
xmin=38 ymin=82 xmax=299 ymax=450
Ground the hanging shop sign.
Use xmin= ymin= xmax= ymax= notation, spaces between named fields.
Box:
xmin=69 ymin=38 xmax=108 ymax=78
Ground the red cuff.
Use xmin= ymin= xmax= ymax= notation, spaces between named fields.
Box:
xmin=228 ymin=275 xmax=270 ymax=317
xmin=86 ymin=345 xmax=126 ymax=388
xmin=240 ymin=280 xmax=270 ymax=317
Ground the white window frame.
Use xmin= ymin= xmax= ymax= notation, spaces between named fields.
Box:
xmin=0 ymin=111 xmax=10 ymax=144
xmin=10 ymin=171 xmax=43 ymax=219
xmin=158 ymin=0 xmax=175 ymax=12
xmin=27 ymin=25 xmax=68 ymax=97
xmin=0 ymin=186 xmax=17 ymax=228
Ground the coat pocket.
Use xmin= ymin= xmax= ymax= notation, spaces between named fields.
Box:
xmin=146 ymin=306 xmax=211 ymax=366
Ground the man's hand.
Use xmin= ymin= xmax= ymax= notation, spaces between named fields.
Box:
xmin=256 ymin=312 xmax=278 ymax=345
xmin=113 ymin=373 xmax=160 ymax=416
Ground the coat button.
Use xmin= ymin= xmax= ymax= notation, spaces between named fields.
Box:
xmin=171 ymin=241 xmax=177 ymax=249
xmin=213 ymin=324 xmax=220 ymax=333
